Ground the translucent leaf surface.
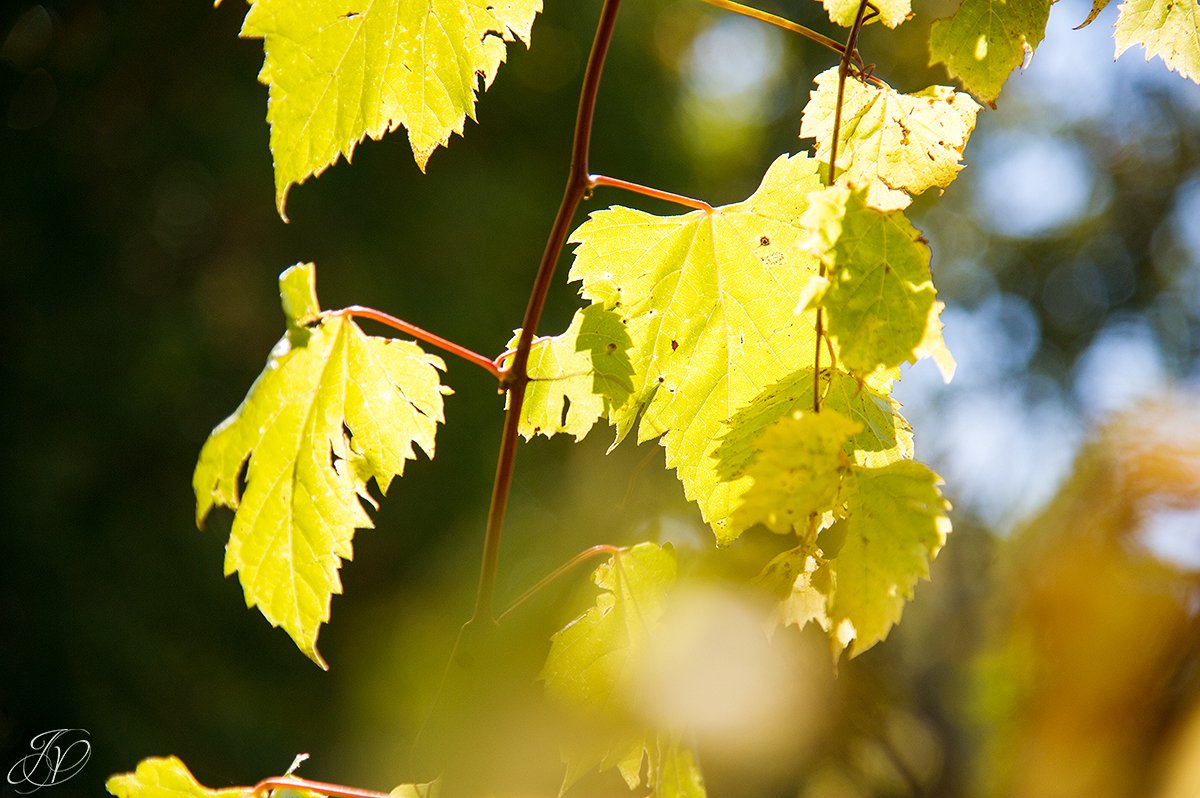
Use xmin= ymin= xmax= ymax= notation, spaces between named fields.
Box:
xmin=713 ymin=367 xmax=914 ymax=523
xmin=820 ymin=0 xmax=912 ymax=28
xmin=800 ymin=68 xmax=981 ymax=210
xmin=503 ymin=305 xmax=633 ymax=441
xmin=769 ymin=461 xmax=951 ymax=657
xmin=193 ymin=264 xmax=449 ymax=666
xmin=732 ymin=410 xmax=860 ymax=534
xmin=568 ymin=154 xmax=827 ymax=541
xmin=829 ymin=461 xmax=951 ymax=655
xmin=237 ymin=0 xmax=542 ymax=215
xmin=1114 ymin=0 xmax=1200 ymax=83
xmin=107 ymin=758 xmax=247 ymax=798
xmin=543 ymin=542 xmax=675 ymax=711
xmin=542 ymin=543 xmax=679 ymax=793
xmin=802 ymin=188 xmax=954 ymax=377
xmin=929 ymin=0 xmax=1052 ymax=105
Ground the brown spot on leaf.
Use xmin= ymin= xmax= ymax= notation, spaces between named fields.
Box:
xmin=760 ymin=236 xmax=770 ymax=246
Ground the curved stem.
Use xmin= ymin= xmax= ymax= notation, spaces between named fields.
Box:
xmin=251 ymin=776 xmax=392 ymax=798
xmin=496 ymin=544 xmax=622 ymax=623
xmin=589 ymin=174 xmax=713 ymax=213
xmin=472 ymin=0 xmax=623 ymax=624
xmin=696 ymin=0 xmax=847 ymax=56
xmin=815 ymin=0 xmax=872 ymax=413
xmin=827 ymin=0 xmax=873 ymax=185
xmin=336 ymin=306 xmax=502 ymax=379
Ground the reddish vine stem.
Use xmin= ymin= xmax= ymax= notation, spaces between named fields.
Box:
xmin=495 ymin=544 xmax=622 ymax=623
xmin=471 ymin=0 xmax=623 ymax=624
xmin=251 ymin=776 xmax=391 ymax=798
xmin=589 ymin=174 xmax=713 ymax=213
xmin=814 ymin=0 xmax=873 ymax=414
xmin=336 ymin=306 xmax=502 ymax=379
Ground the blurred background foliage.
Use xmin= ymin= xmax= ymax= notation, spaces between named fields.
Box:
xmin=1 ymin=0 xmax=1198 ymax=796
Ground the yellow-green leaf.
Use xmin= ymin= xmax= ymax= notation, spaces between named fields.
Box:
xmin=568 ymin=154 xmax=827 ymax=541
xmin=193 ymin=264 xmax=450 ymax=667
xmin=237 ymin=0 xmax=542 ymax=215
xmin=732 ymin=410 xmax=860 ymax=534
xmin=929 ymin=0 xmax=1052 ymax=105
xmin=764 ymin=461 xmax=950 ymax=657
xmin=820 ymin=0 xmax=912 ymax=28
xmin=828 ymin=461 xmax=951 ymax=656
xmin=503 ymin=305 xmax=633 ymax=441
xmin=542 ymin=543 xmax=677 ymax=793
xmin=803 ymin=188 xmax=954 ymax=377
xmin=542 ymin=542 xmax=675 ymax=710
xmin=800 ymin=69 xmax=981 ymax=211
xmin=712 ymin=367 xmax=914 ymax=543
xmin=107 ymin=757 xmax=248 ymax=798
xmin=1114 ymin=0 xmax=1200 ymax=83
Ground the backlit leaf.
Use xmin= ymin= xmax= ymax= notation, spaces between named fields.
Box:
xmin=801 ymin=187 xmax=954 ymax=378
xmin=568 ymin=154 xmax=827 ymax=541
xmin=503 ymin=305 xmax=633 ymax=441
xmin=830 ymin=461 xmax=951 ymax=655
xmin=929 ymin=0 xmax=1052 ymax=105
xmin=107 ymin=757 xmax=248 ymax=798
xmin=732 ymin=409 xmax=860 ymax=534
xmin=713 ymin=368 xmax=914 ymax=497
xmin=237 ymin=0 xmax=542 ymax=215
xmin=542 ymin=543 xmax=679 ymax=793
xmin=193 ymin=264 xmax=449 ymax=666
xmin=1114 ymin=0 xmax=1200 ymax=83
xmin=820 ymin=0 xmax=912 ymax=28
xmin=800 ymin=68 xmax=981 ymax=211
xmin=769 ymin=461 xmax=951 ymax=657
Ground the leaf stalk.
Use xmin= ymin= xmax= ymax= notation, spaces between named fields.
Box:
xmin=337 ymin=306 xmax=502 ymax=379
xmin=589 ymin=174 xmax=713 ymax=212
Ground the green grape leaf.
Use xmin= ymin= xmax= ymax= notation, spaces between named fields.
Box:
xmin=237 ymin=0 xmax=542 ymax=216
xmin=802 ymin=187 xmax=955 ymax=378
xmin=568 ymin=154 xmax=827 ymax=542
xmin=772 ymin=551 xmax=838 ymax=638
xmin=543 ymin=542 xmax=675 ymax=712
xmin=830 ymin=461 xmax=951 ymax=655
xmin=929 ymin=0 xmax=1052 ymax=105
xmin=106 ymin=758 xmax=248 ymax=798
xmin=732 ymin=409 xmax=860 ymax=534
xmin=1114 ymin=0 xmax=1200 ymax=83
xmin=713 ymin=368 xmax=914 ymax=523
xmin=503 ymin=305 xmax=633 ymax=441
xmin=800 ymin=69 xmax=982 ymax=211
xmin=542 ymin=543 xmax=678 ymax=793
xmin=820 ymin=0 xmax=912 ymax=28
xmin=193 ymin=264 xmax=449 ymax=667
xmin=770 ymin=461 xmax=951 ymax=657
